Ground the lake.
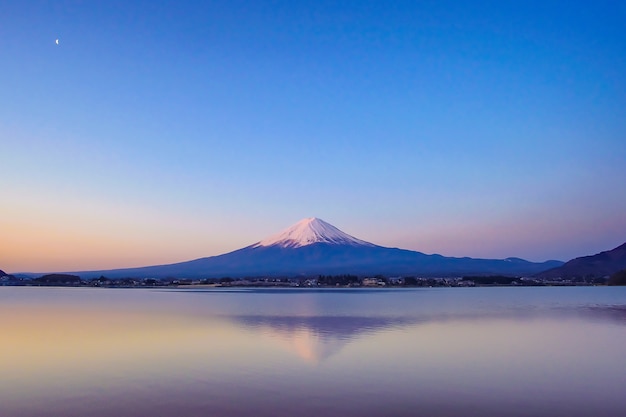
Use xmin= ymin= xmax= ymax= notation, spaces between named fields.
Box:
xmin=1 ymin=286 xmax=625 ymax=417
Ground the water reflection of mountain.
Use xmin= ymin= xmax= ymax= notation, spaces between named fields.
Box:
xmin=231 ymin=315 xmax=415 ymax=363
xmin=226 ymin=304 xmax=626 ymax=363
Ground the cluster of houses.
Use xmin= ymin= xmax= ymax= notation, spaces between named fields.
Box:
xmin=1 ymin=273 xmax=606 ymax=288
xmin=216 ymin=276 xmax=478 ymax=287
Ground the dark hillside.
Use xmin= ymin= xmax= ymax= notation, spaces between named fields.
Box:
xmin=537 ymin=242 xmax=626 ymax=279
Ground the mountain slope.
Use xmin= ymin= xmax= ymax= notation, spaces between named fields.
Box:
xmin=537 ymin=242 xmax=626 ymax=279
xmin=74 ymin=217 xmax=562 ymax=279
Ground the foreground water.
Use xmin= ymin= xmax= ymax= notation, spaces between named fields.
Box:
xmin=1 ymin=286 xmax=625 ymax=417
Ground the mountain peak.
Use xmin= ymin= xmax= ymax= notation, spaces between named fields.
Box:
xmin=253 ymin=217 xmax=375 ymax=249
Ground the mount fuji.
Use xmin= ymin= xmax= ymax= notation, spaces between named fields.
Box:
xmin=253 ymin=217 xmax=376 ymax=248
xmin=74 ymin=217 xmax=562 ymax=279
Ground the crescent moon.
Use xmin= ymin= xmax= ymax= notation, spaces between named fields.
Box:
xmin=55 ymin=39 xmax=59 ymax=45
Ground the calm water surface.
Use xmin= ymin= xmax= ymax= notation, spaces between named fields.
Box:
xmin=1 ymin=286 xmax=625 ymax=417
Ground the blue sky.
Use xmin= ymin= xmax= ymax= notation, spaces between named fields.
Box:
xmin=2 ymin=0 xmax=625 ymax=271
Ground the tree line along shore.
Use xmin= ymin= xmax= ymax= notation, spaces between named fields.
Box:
xmin=2 ymin=271 xmax=624 ymax=287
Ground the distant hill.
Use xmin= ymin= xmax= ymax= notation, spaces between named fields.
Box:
xmin=71 ymin=217 xmax=563 ymax=279
xmin=608 ymin=269 xmax=626 ymax=286
xmin=33 ymin=274 xmax=81 ymax=285
xmin=537 ymin=242 xmax=626 ymax=279
xmin=0 ymin=269 xmax=18 ymax=282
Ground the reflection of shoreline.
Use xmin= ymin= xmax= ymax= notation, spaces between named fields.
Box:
xmin=230 ymin=316 xmax=415 ymax=363
xmin=578 ymin=305 xmax=626 ymax=324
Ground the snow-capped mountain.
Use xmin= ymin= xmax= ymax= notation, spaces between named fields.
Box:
xmin=73 ymin=217 xmax=563 ymax=279
xmin=253 ymin=217 xmax=375 ymax=248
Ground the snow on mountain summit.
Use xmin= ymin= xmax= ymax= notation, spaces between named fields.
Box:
xmin=253 ymin=217 xmax=375 ymax=249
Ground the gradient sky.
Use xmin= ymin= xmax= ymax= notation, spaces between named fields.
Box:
xmin=2 ymin=0 xmax=625 ymax=272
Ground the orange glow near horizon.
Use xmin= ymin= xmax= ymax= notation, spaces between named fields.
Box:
xmin=0 ymin=199 xmax=243 ymax=272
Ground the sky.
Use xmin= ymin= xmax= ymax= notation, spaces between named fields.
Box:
xmin=2 ymin=0 xmax=625 ymax=272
